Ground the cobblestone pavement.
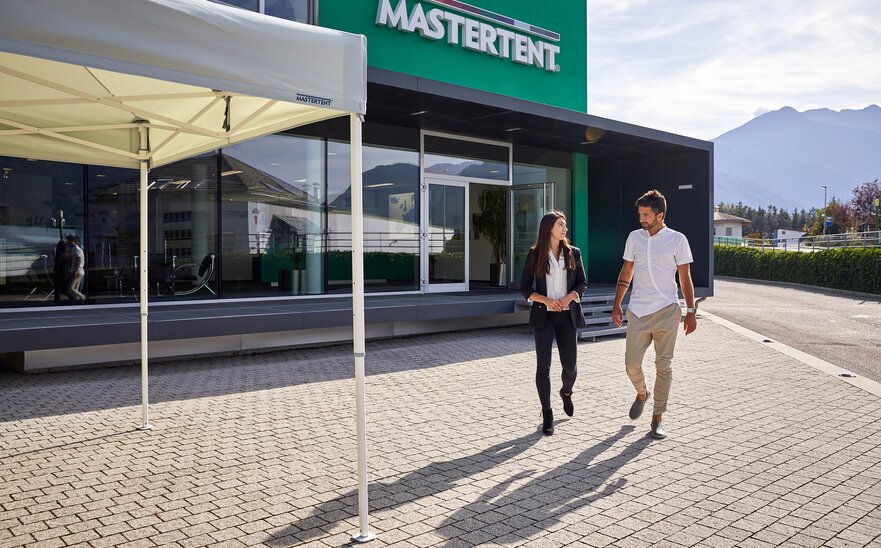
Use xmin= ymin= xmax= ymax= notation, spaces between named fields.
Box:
xmin=2 ymin=318 xmax=881 ymax=547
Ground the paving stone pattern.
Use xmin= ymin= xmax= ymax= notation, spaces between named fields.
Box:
xmin=2 ymin=320 xmax=881 ymax=547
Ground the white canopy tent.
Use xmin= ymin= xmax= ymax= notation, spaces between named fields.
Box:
xmin=0 ymin=0 xmax=374 ymax=542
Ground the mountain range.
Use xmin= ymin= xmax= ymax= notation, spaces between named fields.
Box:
xmin=713 ymin=105 xmax=881 ymax=210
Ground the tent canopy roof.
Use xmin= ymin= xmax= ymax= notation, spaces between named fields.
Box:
xmin=0 ymin=0 xmax=366 ymax=168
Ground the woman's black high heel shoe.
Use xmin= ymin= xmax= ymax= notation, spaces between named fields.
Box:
xmin=542 ymin=408 xmax=554 ymax=435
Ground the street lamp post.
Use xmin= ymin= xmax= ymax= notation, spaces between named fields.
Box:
xmin=821 ymin=185 xmax=828 ymax=236
xmin=875 ymin=198 xmax=881 ymax=244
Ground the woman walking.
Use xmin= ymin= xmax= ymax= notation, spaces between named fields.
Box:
xmin=520 ymin=211 xmax=587 ymax=435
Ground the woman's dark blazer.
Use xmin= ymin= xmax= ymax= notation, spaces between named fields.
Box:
xmin=519 ymin=246 xmax=588 ymax=329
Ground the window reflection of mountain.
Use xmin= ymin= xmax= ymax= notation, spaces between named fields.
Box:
xmin=326 ymin=162 xmax=420 ymax=253
xmin=329 ymin=161 xmax=418 ymax=214
xmin=424 ymin=159 xmax=505 ymax=179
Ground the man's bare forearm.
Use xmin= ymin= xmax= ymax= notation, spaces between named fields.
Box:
xmin=613 ymin=266 xmax=632 ymax=308
xmin=680 ymin=267 xmax=695 ymax=309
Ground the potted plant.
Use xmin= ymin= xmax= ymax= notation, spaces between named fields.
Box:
xmin=472 ymin=187 xmax=507 ymax=286
xmin=290 ymin=248 xmax=306 ymax=271
xmin=274 ymin=247 xmax=306 ymax=293
xmin=289 ymin=248 xmax=306 ymax=293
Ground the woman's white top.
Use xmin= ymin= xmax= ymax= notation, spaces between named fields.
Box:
xmin=546 ymin=250 xmax=568 ymax=303
xmin=527 ymin=248 xmax=578 ymax=309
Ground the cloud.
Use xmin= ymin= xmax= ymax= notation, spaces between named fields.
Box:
xmin=588 ymin=0 xmax=881 ymax=139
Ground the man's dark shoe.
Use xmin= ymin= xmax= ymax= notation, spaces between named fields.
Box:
xmin=560 ymin=389 xmax=574 ymax=417
xmin=629 ymin=390 xmax=650 ymax=420
xmin=542 ymin=408 xmax=554 ymax=435
xmin=650 ymin=420 xmax=667 ymax=439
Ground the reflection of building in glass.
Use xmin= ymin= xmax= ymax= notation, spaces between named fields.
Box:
xmin=328 ymin=160 xmax=420 ymax=253
xmin=219 ymin=153 xmax=318 ymax=258
xmin=0 ymin=158 xmax=84 ymax=298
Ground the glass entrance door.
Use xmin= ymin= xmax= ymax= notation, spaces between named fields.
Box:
xmin=508 ymin=182 xmax=555 ymax=287
xmin=422 ymin=179 xmax=468 ymax=292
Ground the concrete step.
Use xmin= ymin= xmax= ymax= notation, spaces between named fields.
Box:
xmin=584 ymin=315 xmax=624 ymax=326
xmin=515 ymin=292 xmax=630 ymax=341
xmin=578 ymin=325 xmax=627 ymax=340
xmin=582 ymin=303 xmax=628 ymax=314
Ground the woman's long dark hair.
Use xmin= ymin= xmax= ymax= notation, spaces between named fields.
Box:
xmin=532 ymin=211 xmax=575 ymax=277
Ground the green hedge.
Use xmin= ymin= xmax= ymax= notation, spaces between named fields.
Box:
xmin=327 ymin=250 xmax=417 ymax=283
xmin=714 ymin=245 xmax=881 ymax=294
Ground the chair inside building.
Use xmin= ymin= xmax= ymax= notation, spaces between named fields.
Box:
xmin=172 ymin=253 xmax=216 ymax=296
xmin=24 ymin=254 xmax=54 ymax=301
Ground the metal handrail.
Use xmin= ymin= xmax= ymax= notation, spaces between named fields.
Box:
xmin=715 ymin=230 xmax=881 ymax=251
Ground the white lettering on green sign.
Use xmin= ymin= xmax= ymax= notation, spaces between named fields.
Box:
xmin=376 ymin=0 xmax=561 ymax=72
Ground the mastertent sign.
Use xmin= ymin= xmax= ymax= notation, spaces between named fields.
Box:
xmin=320 ymin=0 xmax=587 ymax=112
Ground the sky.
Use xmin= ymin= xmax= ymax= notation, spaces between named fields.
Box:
xmin=587 ymin=0 xmax=881 ymax=140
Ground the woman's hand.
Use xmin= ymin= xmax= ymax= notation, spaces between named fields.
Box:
xmin=542 ymin=295 xmax=564 ymax=312
xmin=553 ymin=291 xmax=578 ymax=311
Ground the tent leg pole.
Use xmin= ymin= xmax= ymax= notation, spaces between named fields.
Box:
xmin=350 ymin=113 xmax=374 ymax=543
xmin=137 ymin=151 xmax=152 ymax=431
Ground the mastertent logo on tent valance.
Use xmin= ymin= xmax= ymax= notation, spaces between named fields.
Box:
xmin=376 ymin=0 xmax=561 ymax=73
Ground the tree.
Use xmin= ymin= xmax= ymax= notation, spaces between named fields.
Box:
xmin=807 ymin=198 xmax=854 ymax=235
xmin=848 ymin=179 xmax=881 ymax=228
xmin=718 ymin=202 xmax=817 ymax=236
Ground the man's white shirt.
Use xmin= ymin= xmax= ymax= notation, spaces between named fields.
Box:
xmin=622 ymin=226 xmax=693 ymax=318
xmin=72 ymin=244 xmax=85 ymax=276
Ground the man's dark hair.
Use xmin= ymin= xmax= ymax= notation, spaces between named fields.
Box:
xmin=635 ymin=189 xmax=667 ymax=215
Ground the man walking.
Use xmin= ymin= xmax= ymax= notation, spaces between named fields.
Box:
xmin=612 ymin=190 xmax=697 ymax=439
xmin=66 ymin=234 xmax=86 ymax=301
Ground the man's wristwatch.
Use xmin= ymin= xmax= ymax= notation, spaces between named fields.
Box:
xmin=686 ymin=307 xmax=697 ymax=314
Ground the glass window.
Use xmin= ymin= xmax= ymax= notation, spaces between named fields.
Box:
xmin=265 ymin=0 xmax=310 ymax=22
xmin=513 ymin=162 xmax=571 ymax=221
xmin=213 ymin=0 xmax=259 ymax=11
xmin=0 ymin=157 xmax=84 ymax=307
xmin=423 ymin=134 xmax=509 ymax=181
xmin=86 ymin=166 xmax=139 ymax=303
xmin=211 ymin=0 xmax=311 ymax=23
xmin=512 ymin=154 xmax=572 ymax=285
xmin=146 ymin=153 xmax=219 ymax=301
xmin=221 ymin=135 xmax=325 ymax=297
xmin=327 ymin=142 xmax=420 ymax=293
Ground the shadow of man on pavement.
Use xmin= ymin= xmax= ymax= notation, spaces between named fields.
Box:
xmin=436 ymin=425 xmax=652 ymax=546
xmin=266 ymin=429 xmax=546 ymax=545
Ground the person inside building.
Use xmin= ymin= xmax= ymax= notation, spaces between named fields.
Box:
xmin=519 ymin=211 xmax=587 ymax=435
xmin=53 ymin=237 xmax=71 ymax=301
xmin=66 ymin=234 xmax=86 ymax=301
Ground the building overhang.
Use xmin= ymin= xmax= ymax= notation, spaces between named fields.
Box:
xmin=365 ymin=68 xmax=712 ymax=160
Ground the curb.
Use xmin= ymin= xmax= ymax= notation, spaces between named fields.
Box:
xmin=701 ymin=310 xmax=881 ymax=399
xmin=715 ymin=276 xmax=881 ymax=301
